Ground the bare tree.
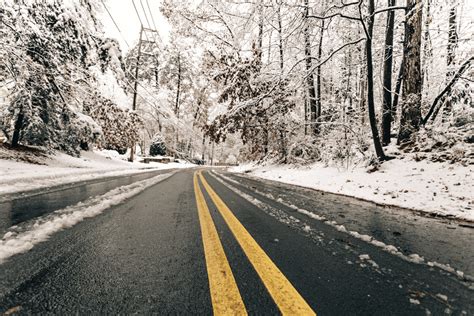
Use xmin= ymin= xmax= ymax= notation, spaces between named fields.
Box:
xmin=365 ymin=0 xmax=387 ymax=160
xmin=381 ymin=0 xmax=396 ymax=146
xmin=303 ymin=0 xmax=319 ymax=136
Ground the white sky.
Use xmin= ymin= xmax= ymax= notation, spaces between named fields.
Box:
xmin=100 ymin=0 xmax=171 ymax=53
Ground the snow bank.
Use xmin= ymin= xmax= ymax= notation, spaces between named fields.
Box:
xmin=230 ymin=158 xmax=473 ymax=221
xmin=0 ymin=149 xmax=194 ymax=197
xmin=211 ymin=171 xmax=469 ymax=281
xmin=0 ymin=172 xmax=175 ymax=263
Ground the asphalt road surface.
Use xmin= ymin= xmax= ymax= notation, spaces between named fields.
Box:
xmin=0 ymin=168 xmax=472 ymax=315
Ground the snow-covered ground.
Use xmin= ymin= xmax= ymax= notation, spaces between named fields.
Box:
xmin=0 ymin=149 xmax=193 ymax=196
xmin=230 ymin=158 xmax=473 ymax=222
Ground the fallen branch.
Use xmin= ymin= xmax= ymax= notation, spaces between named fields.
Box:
xmin=422 ymin=56 xmax=473 ymax=124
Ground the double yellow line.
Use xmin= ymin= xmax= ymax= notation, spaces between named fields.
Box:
xmin=193 ymin=171 xmax=316 ymax=315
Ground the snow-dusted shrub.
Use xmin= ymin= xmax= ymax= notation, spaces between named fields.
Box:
xmin=285 ymin=135 xmax=320 ymax=165
xmin=65 ymin=113 xmax=102 ymax=152
xmin=314 ymin=122 xmax=370 ymax=168
xmin=415 ymin=100 xmax=473 ymax=164
xmin=149 ymin=134 xmax=167 ymax=156
xmin=86 ymin=96 xmax=143 ymax=153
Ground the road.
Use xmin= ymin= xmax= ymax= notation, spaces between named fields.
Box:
xmin=0 ymin=168 xmax=472 ymax=315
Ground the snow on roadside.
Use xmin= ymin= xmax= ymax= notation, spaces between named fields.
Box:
xmin=230 ymin=159 xmax=473 ymax=222
xmin=211 ymin=171 xmax=470 ymax=281
xmin=0 ymin=149 xmax=194 ymax=196
xmin=0 ymin=172 xmax=175 ymax=263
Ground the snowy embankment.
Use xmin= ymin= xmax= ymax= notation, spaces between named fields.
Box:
xmin=0 ymin=172 xmax=175 ymax=263
xmin=0 ymin=149 xmax=193 ymax=197
xmin=230 ymin=158 xmax=473 ymax=222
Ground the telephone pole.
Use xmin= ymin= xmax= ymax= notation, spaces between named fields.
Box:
xmin=129 ymin=26 xmax=143 ymax=162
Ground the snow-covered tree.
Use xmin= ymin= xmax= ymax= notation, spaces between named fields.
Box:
xmin=0 ymin=0 xmax=136 ymax=155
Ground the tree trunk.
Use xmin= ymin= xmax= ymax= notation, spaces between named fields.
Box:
xmin=201 ymin=135 xmax=206 ymax=161
xmin=358 ymin=27 xmax=367 ymax=125
xmin=304 ymin=98 xmax=308 ymax=135
xmin=346 ymin=45 xmax=353 ymax=113
xmin=421 ymin=0 xmax=432 ymax=90
xmin=316 ymin=19 xmax=324 ymax=120
xmin=258 ymin=4 xmax=269 ymax=155
xmin=392 ymin=57 xmax=404 ymax=124
xmin=381 ymin=0 xmax=396 ymax=146
xmin=175 ymin=55 xmax=181 ymax=115
xmin=446 ymin=1 xmax=458 ymax=73
xmin=11 ymin=112 xmax=24 ymax=148
xmin=258 ymin=3 xmax=264 ymax=60
xmin=277 ymin=2 xmax=284 ymax=72
xmin=304 ymin=0 xmax=318 ymax=135
xmin=443 ymin=0 xmax=458 ymax=119
xmin=129 ymin=26 xmax=143 ymax=162
xmin=397 ymin=0 xmax=423 ymax=144
xmin=366 ymin=0 xmax=386 ymax=160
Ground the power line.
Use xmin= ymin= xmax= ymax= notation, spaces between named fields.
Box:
xmin=145 ymin=0 xmax=165 ymax=49
xmin=97 ymin=1 xmax=163 ymax=115
xmin=4 ymin=42 xmax=170 ymax=120
xmin=130 ymin=0 xmax=162 ymax=78
xmin=100 ymin=0 xmax=131 ymax=48
xmin=140 ymin=0 xmax=161 ymax=53
xmin=131 ymin=0 xmax=162 ymax=49
xmin=100 ymin=1 xmax=197 ymax=134
xmin=140 ymin=0 xmax=153 ymax=30
xmin=132 ymin=0 xmax=156 ymax=48
xmin=131 ymin=0 xmax=161 ymax=53
xmin=146 ymin=0 xmax=159 ymax=34
xmin=132 ymin=0 xmax=145 ymax=27
xmin=3 ymin=11 xmax=198 ymax=137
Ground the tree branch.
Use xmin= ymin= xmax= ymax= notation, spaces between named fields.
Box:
xmin=422 ymin=56 xmax=473 ymax=124
xmin=307 ymin=12 xmax=361 ymax=22
xmin=373 ymin=6 xmax=407 ymax=15
xmin=287 ymin=37 xmax=365 ymax=80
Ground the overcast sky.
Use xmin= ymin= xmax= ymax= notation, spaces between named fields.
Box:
xmin=100 ymin=0 xmax=171 ymax=53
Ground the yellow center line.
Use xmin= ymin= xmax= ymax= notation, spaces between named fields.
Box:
xmin=198 ymin=171 xmax=316 ymax=316
xmin=193 ymin=171 xmax=247 ymax=315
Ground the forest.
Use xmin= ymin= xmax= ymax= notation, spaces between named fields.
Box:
xmin=0 ymin=0 xmax=472 ymax=167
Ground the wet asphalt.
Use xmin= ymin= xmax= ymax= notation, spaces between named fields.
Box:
xmin=0 ymin=169 xmax=177 ymax=234
xmin=0 ymin=168 xmax=472 ymax=314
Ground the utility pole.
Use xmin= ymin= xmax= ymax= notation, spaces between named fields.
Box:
xmin=210 ymin=141 xmax=215 ymax=166
xmin=129 ymin=25 xmax=143 ymax=162
xmin=174 ymin=53 xmax=182 ymax=159
xmin=201 ymin=135 xmax=206 ymax=162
